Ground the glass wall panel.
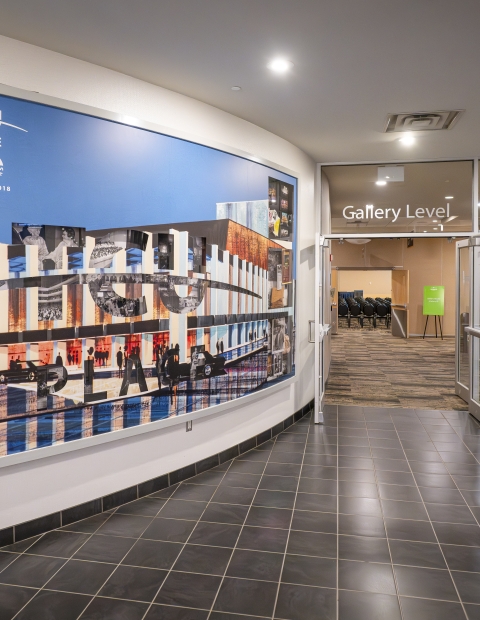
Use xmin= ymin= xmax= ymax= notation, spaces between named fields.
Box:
xmin=458 ymin=245 xmax=470 ymax=389
xmin=324 ymin=161 xmax=473 ymax=234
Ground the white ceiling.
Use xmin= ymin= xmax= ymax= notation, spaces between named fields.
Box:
xmin=1 ymin=0 xmax=480 ymax=163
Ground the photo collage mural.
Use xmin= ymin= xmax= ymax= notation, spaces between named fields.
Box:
xmin=0 ymin=94 xmax=296 ymax=455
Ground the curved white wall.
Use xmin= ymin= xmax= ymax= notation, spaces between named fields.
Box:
xmin=0 ymin=35 xmax=315 ymax=529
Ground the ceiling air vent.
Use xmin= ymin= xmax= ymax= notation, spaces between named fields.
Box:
xmin=385 ymin=110 xmax=464 ymax=132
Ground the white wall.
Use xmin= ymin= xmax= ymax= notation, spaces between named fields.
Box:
xmin=338 ymin=270 xmax=392 ymax=299
xmin=0 ymin=36 xmax=316 ymax=529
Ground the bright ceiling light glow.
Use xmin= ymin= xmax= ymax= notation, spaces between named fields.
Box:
xmin=231 ymin=86 xmax=241 ymax=91
xmin=267 ymin=58 xmax=294 ymax=73
xmin=399 ymin=133 xmax=415 ymax=146
xmin=445 ymin=196 xmax=454 ymax=199
xmin=375 ymin=180 xmax=387 ymax=186
xmin=433 ymin=227 xmax=438 ymax=230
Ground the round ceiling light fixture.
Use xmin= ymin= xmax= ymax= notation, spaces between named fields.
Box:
xmin=231 ymin=86 xmax=241 ymax=91
xmin=267 ymin=58 xmax=294 ymax=73
xmin=399 ymin=133 xmax=415 ymax=146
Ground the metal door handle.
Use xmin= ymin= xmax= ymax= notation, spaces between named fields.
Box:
xmin=308 ymin=320 xmax=315 ymax=343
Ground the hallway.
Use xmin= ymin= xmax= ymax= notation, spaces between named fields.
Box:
xmin=325 ymin=329 xmax=468 ymax=411
xmin=1 ymin=405 xmax=480 ymax=618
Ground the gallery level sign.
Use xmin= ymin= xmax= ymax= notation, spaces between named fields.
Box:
xmin=343 ymin=203 xmax=452 ymax=222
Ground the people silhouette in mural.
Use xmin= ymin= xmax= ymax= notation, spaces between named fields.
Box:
xmin=216 ymin=341 xmax=220 ymax=355
xmin=220 ymin=341 xmax=224 ymax=354
xmin=67 ymin=352 xmax=72 ymax=365
xmin=117 ymin=346 xmax=123 ymax=376
xmin=55 ymin=353 xmax=63 ymax=366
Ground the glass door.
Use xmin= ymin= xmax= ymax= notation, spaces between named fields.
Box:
xmin=314 ymin=234 xmax=331 ymax=424
xmin=465 ymin=238 xmax=480 ymax=422
xmin=456 ymin=239 xmax=470 ymax=403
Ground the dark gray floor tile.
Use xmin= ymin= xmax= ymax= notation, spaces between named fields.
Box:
xmin=338 ymin=535 xmax=390 ymax=563
xmin=298 ymin=478 xmax=337 ymax=495
xmin=99 ymin=564 xmax=167 ymax=602
xmin=287 ymin=530 xmax=337 ymax=558
xmin=371 ymin=448 xmax=406 ymax=460
xmin=378 ymin=483 xmax=422 ymax=502
xmin=409 ymin=461 xmax=449 ymax=474
xmin=433 ymin=522 xmax=480 ymax=546
xmin=374 ymin=459 xmax=411 ymax=473
xmin=151 ymin=484 xmax=180 ymax=499
xmin=146 ymin=605 xmax=208 ymax=619
xmin=160 ymin=500 xmax=208 ymax=520
xmin=47 ymin=559 xmax=115 ymax=594
xmin=295 ymin=493 xmax=337 ymax=512
xmin=291 ymin=509 xmax=337 ymax=534
xmin=376 ymin=471 xmax=416 ymax=486
xmin=452 ymin=475 xmax=480 ymax=491
xmin=1 ymin=536 xmax=42 ymax=553
xmin=212 ymin=486 xmax=256 ymax=506
xmin=385 ymin=518 xmax=436 ymax=543
xmin=60 ymin=513 xmax=111 ymax=534
xmin=394 ymin=565 xmax=459 ymax=601
xmin=237 ymin=526 xmax=288 ymax=553
xmin=0 ymin=551 xmax=19 ymax=573
xmin=399 ymin=596 xmax=466 ymax=620
xmin=302 ymin=462 xmax=337 ymax=478
xmin=14 ymin=589 xmax=89 ymax=620
xmin=0 ymin=584 xmax=37 ymax=619
xmin=260 ymin=475 xmax=299 ymax=492
xmin=274 ymin=583 xmax=336 ymax=620
xmin=264 ymin=462 xmax=302 ymax=477
xmin=155 ymin=571 xmax=222 ymax=609
xmin=122 ymin=539 xmax=182 ymax=570
xmin=142 ymin=517 xmax=196 ymax=543
xmin=270 ymin=451 xmax=304 ymax=464
xmin=426 ymin=502 xmax=477 ymax=524
xmin=389 ymin=539 xmax=446 ymax=569
xmin=282 ymin=554 xmax=336 ymax=588
xmin=442 ymin=544 xmax=480 ymax=572
xmin=95 ymin=513 xmax=153 ymax=537
xmin=462 ymin=490 xmax=480 ymax=507
xmin=445 ymin=463 xmax=480 ymax=476
xmin=254 ymin=489 xmax=296 ymax=509
xmin=302 ymin=466 xmax=339 ymax=481
xmin=245 ymin=506 xmax=292 ymax=529
xmin=200 ymin=503 xmax=249 ymax=525
xmin=116 ymin=498 xmax=165 ymax=517
xmin=339 ymin=559 xmax=396 ymax=595
xmin=413 ymin=473 xmax=458 ymax=489
xmin=188 ymin=521 xmax=241 ymax=547
xmin=338 ymin=456 xmax=374 ymax=469
xmin=170 ymin=484 xmax=216 ymax=502
xmin=419 ymin=486 xmax=467 ymax=505
xmin=173 ymin=544 xmax=232 ymax=575
xmin=338 ymin=446 xmax=372 ymax=458
xmin=74 ymin=534 xmax=136 ymax=563
xmin=24 ymin=531 xmax=90 ymax=559
xmin=0 ymin=553 xmax=66 ymax=588
xmin=452 ymin=571 xmax=480 ymax=604
xmin=236 ymin=449 xmax=270 ymax=462
xmin=339 ymin=590 xmax=402 ymax=620
xmin=220 ymin=472 xmax=261 ymax=489
xmin=213 ymin=577 xmax=278 ymax=617
xmin=188 ymin=471 xmax=226 ymax=486
xmin=338 ymin=481 xmax=378 ymax=498
xmin=339 ymin=514 xmax=386 ymax=538
xmin=381 ymin=499 xmax=429 ymax=521
xmin=226 ymin=548 xmax=283 ymax=581
xmin=466 ymin=604 xmax=480 ymax=620
xmin=404 ymin=449 xmax=443 ymax=462
xmin=79 ymin=596 xmax=148 ymax=619
xmin=228 ymin=460 xmax=267 ymax=475
xmin=339 ymin=496 xmax=382 ymax=518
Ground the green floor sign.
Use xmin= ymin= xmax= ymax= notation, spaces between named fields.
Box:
xmin=423 ymin=285 xmax=445 ymax=316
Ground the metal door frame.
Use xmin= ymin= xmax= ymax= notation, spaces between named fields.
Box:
xmin=456 ymin=239 xmax=471 ymax=403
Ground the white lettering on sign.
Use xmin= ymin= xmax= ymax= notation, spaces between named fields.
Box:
xmin=343 ymin=203 xmax=450 ymax=222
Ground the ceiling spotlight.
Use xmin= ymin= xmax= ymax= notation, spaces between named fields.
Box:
xmin=267 ymin=58 xmax=294 ymax=73
xmin=445 ymin=196 xmax=454 ymax=199
xmin=375 ymin=180 xmax=387 ymax=186
xmin=423 ymin=230 xmax=427 ymax=233
xmin=433 ymin=220 xmax=437 ymax=222
xmin=399 ymin=133 xmax=415 ymax=146
xmin=433 ymin=227 xmax=438 ymax=230
xmin=231 ymin=86 xmax=241 ymax=91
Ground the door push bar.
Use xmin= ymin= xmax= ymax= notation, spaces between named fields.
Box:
xmin=308 ymin=321 xmax=332 ymax=343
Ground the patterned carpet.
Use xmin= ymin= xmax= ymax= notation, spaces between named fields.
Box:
xmin=325 ymin=327 xmax=468 ymax=411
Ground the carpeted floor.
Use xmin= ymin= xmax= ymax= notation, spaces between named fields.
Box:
xmin=325 ymin=327 xmax=468 ymax=411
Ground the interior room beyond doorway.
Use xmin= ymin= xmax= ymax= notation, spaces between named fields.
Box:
xmin=325 ymin=237 xmax=467 ymax=410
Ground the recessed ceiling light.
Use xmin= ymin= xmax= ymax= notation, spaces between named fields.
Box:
xmin=267 ymin=58 xmax=294 ymax=73
xmin=433 ymin=227 xmax=438 ymax=230
xmin=399 ymin=133 xmax=415 ymax=146
xmin=375 ymin=180 xmax=387 ymax=186
xmin=231 ymin=86 xmax=241 ymax=91
xmin=423 ymin=230 xmax=427 ymax=233
xmin=445 ymin=195 xmax=454 ymax=199
xmin=433 ymin=220 xmax=437 ymax=223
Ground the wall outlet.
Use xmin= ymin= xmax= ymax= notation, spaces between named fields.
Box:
xmin=186 ymin=420 xmax=193 ymax=432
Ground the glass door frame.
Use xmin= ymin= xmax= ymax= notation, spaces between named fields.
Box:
xmin=456 ymin=239 xmax=471 ymax=403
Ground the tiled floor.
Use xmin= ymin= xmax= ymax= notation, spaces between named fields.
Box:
xmin=2 ymin=405 xmax=480 ymax=619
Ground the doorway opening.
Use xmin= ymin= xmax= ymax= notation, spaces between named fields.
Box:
xmin=325 ymin=236 xmax=467 ymax=411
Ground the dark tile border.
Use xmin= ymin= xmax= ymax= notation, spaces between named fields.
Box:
xmin=1 ymin=399 xmax=313 ymax=545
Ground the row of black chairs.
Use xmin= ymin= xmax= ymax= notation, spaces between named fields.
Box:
xmin=338 ymin=296 xmax=391 ymax=328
